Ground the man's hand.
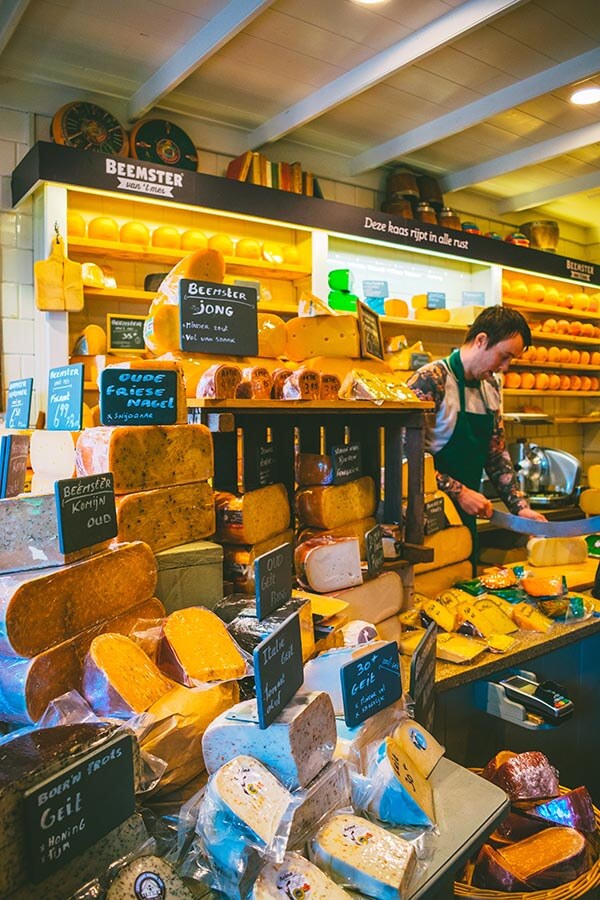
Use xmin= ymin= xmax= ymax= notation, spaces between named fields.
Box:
xmin=518 ymin=506 xmax=547 ymax=523
xmin=457 ymin=486 xmax=493 ymax=518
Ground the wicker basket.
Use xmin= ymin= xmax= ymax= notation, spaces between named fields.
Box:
xmin=454 ymin=774 xmax=600 ymax=900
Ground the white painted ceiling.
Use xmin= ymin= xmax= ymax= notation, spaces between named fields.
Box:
xmin=1 ymin=0 xmax=600 ymax=227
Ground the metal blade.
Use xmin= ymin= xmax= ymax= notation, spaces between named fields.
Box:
xmin=489 ymin=509 xmax=600 ymax=537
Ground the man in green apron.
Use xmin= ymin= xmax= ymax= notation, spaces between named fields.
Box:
xmin=407 ymin=306 xmax=546 ymax=572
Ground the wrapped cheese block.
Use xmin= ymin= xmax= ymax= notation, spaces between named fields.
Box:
xmin=257 ymin=313 xmax=287 ymax=358
xmin=83 ymin=633 xmax=174 ymax=715
xmin=320 ymin=372 xmax=341 ymax=400
xmin=0 ymin=541 xmax=157 ymax=657
xmin=295 ymin=452 xmax=334 ymax=486
xmin=334 ymin=703 xmax=403 ymax=772
xmin=215 ymin=483 xmax=291 ymax=544
xmin=435 ymin=633 xmax=486 ymax=663
xmin=310 ymin=812 xmax=416 ymax=900
xmin=222 ymin=529 xmax=295 ymax=593
xmin=522 ymin=786 xmax=596 ymax=832
xmin=332 ymin=571 xmax=403 ymax=625
xmin=203 ymin=692 xmax=336 ymax=789
xmin=236 ymin=366 xmax=273 ymax=400
xmin=339 ymin=369 xmax=418 ymax=403
xmin=295 ymin=536 xmax=363 ymax=594
xmin=482 ymin=750 xmax=559 ymax=801
xmin=301 ymin=642 xmax=391 ymax=716
xmin=76 ymin=424 xmax=213 ymax=493
xmin=106 ymin=855 xmax=193 ymax=900
xmin=521 ymin=575 xmax=564 ymax=597
xmin=0 ymin=597 xmax=164 ymax=724
xmin=252 ymin=852 xmax=352 ymax=899
xmin=353 ymin=738 xmax=435 ymax=828
xmin=115 ymin=481 xmax=215 ymax=553
xmin=225 ymin=596 xmax=315 ymax=664
xmin=527 ymin=536 xmax=588 ymax=567
xmin=295 ymin=476 xmax=376 ymax=529
xmin=306 ymin=356 xmax=392 ymax=383
xmin=271 ymin=367 xmax=295 ymax=399
xmin=158 ymin=606 xmax=247 ymax=684
xmin=475 ymin=827 xmax=588 ymax=891
xmin=0 ymin=494 xmax=110 ymax=574
xmin=289 ymin=760 xmax=352 ymax=849
xmin=299 ymin=516 xmax=377 ymax=559
xmin=282 ymin=368 xmax=320 ymax=400
xmin=457 ymin=597 xmax=518 ymax=637
xmin=196 ymin=363 xmax=242 ymax=399
xmin=285 ymin=315 xmax=361 ymax=361
xmin=392 ymin=719 xmax=444 ymax=778
xmin=103 ymin=359 xmax=188 ymax=424
xmin=512 ymin=602 xmax=553 ymax=633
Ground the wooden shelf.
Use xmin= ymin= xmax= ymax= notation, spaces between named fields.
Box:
xmin=380 ymin=315 xmax=466 ymax=332
xmin=525 ymin=330 xmax=600 ymax=346
xmin=84 ymin=286 xmax=299 ymax=316
xmin=513 ymin=360 xmax=600 ymax=373
xmin=504 ymin=389 xmax=600 ymax=397
xmin=70 ymin=237 xmax=311 ymax=281
xmin=187 ymin=398 xmax=432 ymax=412
xmin=554 ymin=416 xmax=600 ymax=424
xmin=504 ymin=297 xmax=600 ymax=321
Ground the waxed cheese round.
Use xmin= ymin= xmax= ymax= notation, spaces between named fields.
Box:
xmin=107 ymin=855 xmax=193 ymax=899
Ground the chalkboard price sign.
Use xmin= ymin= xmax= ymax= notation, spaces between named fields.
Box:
xmin=0 ymin=433 xmax=30 ymax=498
xmin=107 ymin=314 xmax=146 ymax=352
xmin=5 ymin=378 xmax=33 ymax=429
xmin=47 ymin=364 xmax=84 ymax=431
xmin=255 ymin=542 xmax=293 ymax=621
xmin=331 ymin=442 xmax=362 ymax=485
xmin=179 ymin=279 xmax=258 ymax=356
xmin=341 ymin=641 xmax=402 ymax=728
xmin=55 ymin=473 xmax=118 ymax=554
xmin=24 ymin=733 xmax=135 ymax=884
xmin=365 ymin=524 xmax=384 ymax=577
xmin=254 ymin=612 xmax=304 ymax=729
xmin=245 ymin=442 xmax=276 ymax=491
xmin=357 ymin=301 xmax=384 ymax=360
xmin=99 ymin=368 xmax=178 ymax=425
xmin=410 ymin=622 xmax=437 ymax=732
xmin=424 ymin=494 xmax=446 ymax=536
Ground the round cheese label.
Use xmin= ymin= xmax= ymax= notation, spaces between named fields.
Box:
xmin=342 ymin=821 xmax=374 ymax=847
xmin=134 ymin=871 xmax=166 ymax=900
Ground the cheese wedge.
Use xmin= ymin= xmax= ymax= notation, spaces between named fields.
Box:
xmin=289 ymin=760 xmax=352 ymax=848
xmin=392 ymin=719 xmax=445 ymax=778
xmin=458 ymin=598 xmax=518 ymax=637
xmin=332 ymin=572 xmax=403 ymax=626
xmin=29 ymin=429 xmax=76 ymax=490
xmin=83 ymin=633 xmax=174 ymax=715
xmin=285 ymin=315 xmax=361 ymax=361
xmin=298 ymin=516 xmax=376 ymax=559
xmin=252 ymin=852 xmax=352 ymax=899
xmin=295 ymin=536 xmax=363 ymax=594
xmin=423 ymin=598 xmax=457 ymax=632
xmin=158 ymin=606 xmax=247 ymax=684
xmin=527 ymin=536 xmax=588 ymax=567
xmin=512 ymin=602 xmax=553 ymax=633
xmin=436 ymin=633 xmax=487 ymax=663
xmin=353 ymin=738 xmax=435 ymax=828
xmin=106 ymin=855 xmax=193 ymax=900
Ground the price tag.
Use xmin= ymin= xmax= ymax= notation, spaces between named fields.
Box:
xmin=357 ymin=301 xmax=384 ymax=360
xmin=5 ymin=378 xmax=33 ymax=429
xmin=254 ymin=612 xmax=304 ymax=729
xmin=0 ymin=433 xmax=30 ymax=498
xmin=47 ymin=364 xmax=84 ymax=431
xmin=245 ymin=442 xmax=276 ymax=491
xmin=341 ymin=641 xmax=402 ymax=728
xmin=424 ymin=495 xmax=446 ymax=536
xmin=426 ymin=292 xmax=446 ymax=309
xmin=462 ymin=291 xmax=485 ymax=307
xmin=365 ymin=524 xmax=384 ymax=577
xmin=55 ymin=473 xmax=118 ymax=554
xmin=179 ymin=279 xmax=258 ymax=356
xmin=255 ymin=542 xmax=293 ymax=621
xmin=410 ymin=622 xmax=437 ymax=732
xmin=24 ymin=732 xmax=135 ymax=884
xmin=99 ymin=368 xmax=178 ymax=425
xmin=107 ymin=314 xmax=146 ymax=352
xmin=331 ymin=442 xmax=362 ymax=485
xmin=362 ymin=279 xmax=388 ymax=299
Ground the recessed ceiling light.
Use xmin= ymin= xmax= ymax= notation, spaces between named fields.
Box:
xmin=570 ymin=86 xmax=600 ymax=105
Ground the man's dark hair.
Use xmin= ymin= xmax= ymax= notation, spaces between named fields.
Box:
xmin=465 ymin=305 xmax=531 ymax=349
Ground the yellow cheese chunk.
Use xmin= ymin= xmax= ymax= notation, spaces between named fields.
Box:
xmin=159 ymin=606 xmax=247 ymax=683
xmin=257 ymin=312 xmax=287 ymax=358
xmin=485 ymin=594 xmax=517 ymax=620
xmin=463 ymin=598 xmax=518 ymax=636
xmin=415 ymin=560 xmax=473 ymax=597
xmin=332 ymin=571 xmax=403 ymax=625
xmin=284 ymin=315 xmax=361 ymax=361
xmin=295 ymin=476 xmax=376 ymax=529
xmin=411 ymin=295 xmax=428 ymax=310
xmin=392 ymin=719 xmax=444 ymax=778
xmin=486 ymin=633 xmax=518 ymax=653
xmin=72 ymin=324 xmax=107 ymax=355
xmin=414 ymin=308 xmax=451 ymax=323
xmin=76 ymin=424 xmax=213 ymax=494
xmin=436 ymin=633 xmax=486 ymax=663
xmin=423 ymin=598 xmax=457 ymax=632
xmin=83 ymin=633 xmax=174 ymax=715
xmin=103 ymin=359 xmax=188 ymax=424
xmin=398 ymin=629 xmax=426 ymax=655
xmin=116 ymin=482 xmax=215 ymax=553
xmin=297 ymin=516 xmax=377 ymax=559
xmin=223 ymin=528 xmax=295 ymax=592
xmin=401 ymin=454 xmax=437 ymax=497
xmin=305 ymin=356 xmax=392 ymax=382
xmin=512 ymin=602 xmax=554 ymax=633
xmin=578 ymin=488 xmax=600 ymax=515
xmin=527 ymin=537 xmax=588 ymax=567
xmin=415 ymin=525 xmax=472 ymax=575
xmin=215 ymin=483 xmax=291 ymax=544
xmin=589 ymin=465 xmax=600 ymax=490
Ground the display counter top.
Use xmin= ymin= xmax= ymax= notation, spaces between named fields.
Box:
xmin=188 ymin=397 xmax=433 ymax=413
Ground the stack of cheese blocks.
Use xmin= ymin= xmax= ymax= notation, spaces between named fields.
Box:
xmin=76 ymin=359 xmax=216 ymax=553
xmin=580 ymin=464 xmax=600 ymax=517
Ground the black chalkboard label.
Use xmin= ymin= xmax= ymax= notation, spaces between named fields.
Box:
xmin=424 ymin=494 xmax=446 ymax=536
xmin=6 ymin=377 xmax=33 ymax=429
xmin=99 ymin=368 xmax=178 ymax=425
xmin=179 ymin=279 xmax=258 ymax=356
xmin=47 ymin=364 xmax=84 ymax=431
xmin=331 ymin=442 xmax=362 ymax=485
xmin=341 ymin=641 xmax=402 ymax=728
xmin=107 ymin=314 xmax=146 ymax=352
xmin=254 ymin=612 xmax=304 ymax=729
xmin=24 ymin=732 xmax=135 ymax=884
xmin=366 ymin=524 xmax=384 ymax=577
xmin=357 ymin=301 xmax=384 ymax=360
xmin=410 ymin=621 xmax=437 ymax=732
xmin=409 ymin=352 xmax=431 ymax=370
xmin=255 ymin=542 xmax=293 ymax=621
xmin=55 ymin=473 xmax=118 ymax=554
xmin=0 ymin=433 xmax=30 ymax=498
xmin=245 ymin=442 xmax=276 ymax=491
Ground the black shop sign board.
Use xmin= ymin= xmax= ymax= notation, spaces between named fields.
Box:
xmin=179 ymin=279 xmax=258 ymax=356
xmin=107 ymin=314 xmax=146 ymax=352
xmin=341 ymin=641 xmax=402 ymax=728
xmin=254 ymin=612 xmax=304 ymax=729
xmin=99 ymin=368 xmax=178 ymax=425
xmin=331 ymin=442 xmax=362 ymax=485
xmin=255 ymin=542 xmax=293 ymax=621
xmin=410 ymin=621 xmax=437 ymax=733
xmin=55 ymin=473 xmax=118 ymax=554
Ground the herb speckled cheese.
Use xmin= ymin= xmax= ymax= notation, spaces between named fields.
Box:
xmin=295 ymin=477 xmax=376 ymax=530
xmin=116 ymin=482 xmax=215 ymax=552
xmin=252 ymin=852 xmax=352 ymax=898
xmin=310 ymin=812 xmax=416 ymax=900
xmin=215 ymin=484 xmax=291 ymax=545
xmin=0 ymin=541 xmax=157 ymax=657
xmin=107 ymin=854 xmax=193 ymax=899
xmin=76 ymin=424 xmax=213 ymax=494
xmin=202 ymin=692 xmax=336 ymax=789
xmin=289 ymin=760 xmax=352 ymax=848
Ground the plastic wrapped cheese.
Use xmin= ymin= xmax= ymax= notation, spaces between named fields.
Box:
xmin=295 ymin=452 xmax=334 ymax=486
xmin=202 ymin=692 xmax=336 ymax=789
xmin=158 ymin=606 xmax=247 ymax=685
xmin=289 ymin=760 xmax=352 ymax=848
xmin=196 ymin=363 xmax=242 ymax=399
xmin=281 ymin=368 xmax=320 ymax=400
xmin=236 ymin=366 xmax=273 ymax=400
xmin=252 ymin=852 xmax=352 ymax=898
xmin=482 ymin=750 xmax=559 ymax=801
xmin=298 ymin=516 xmax=376 ymax=559
xmin=215 ymin=484 xmax=291 ymax=545
xmin=300 ymin=642 xmax=390 ymax=716
xmin=225 ymin=596 xmax=315 ymax=664
xmin=392 ymin=719 xmax=444 ymax=778
xmin=29 ymin=429 xmax=76 ymax=492
xmin=106 ymin=854 xmax=194 ymax=899
xmin=295 ymin=536 xmax=363 ymax=594
xmin=76 ymin=424 xmax=213 ymax=494
xmin=295 ymin=476 xmax=376 ymax=529
xmin=115 ymin=481 xmax=215 ymax=553
xmin=527 ymin=536 xmax=588 ymax=567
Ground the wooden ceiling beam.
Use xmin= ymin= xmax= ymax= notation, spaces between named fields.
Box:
xmin=0 ymin=0 xmax=31 ymax=59
xmin=497 ymin=170 xmax=600 ymax=213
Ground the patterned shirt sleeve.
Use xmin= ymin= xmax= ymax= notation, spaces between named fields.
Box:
xmin=485 ymin=408 xmax=529 ymax=514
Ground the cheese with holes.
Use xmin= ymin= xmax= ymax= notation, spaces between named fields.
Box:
xmin=354 ymin=738 xmax=435 ymax=828
xmin=0 ymin=597 xmax=164 ymax=725
xmin=414 ymin=525 xmax=472 ymax=574
xmin=116 ymin=482 xmax=215 ymax=552
xmin=76 ymin=424 xmax=213 ymax=493
xmin=392 ymin=719 xmax=444 ymax=778
xmin=83 ymin=633 xmax=174 ymax=715
xmin=202 ymin=692 xmax=336 ymax=789
xmin=295 ymin=536 xmax=363 ymax=593
xmin=295 ymin=476 xmax=376 ymax=529
xmin=527 ymin=537 xmax=588 ymax=567
xmin=215 ymin=483 xmax=291 ymax=544
xmin=579 ymin=489 xmax=600 ymax=515
xmin=301 ymin=642 xmax=389 ymax=716
xmin=332 ymin=571 xmax=403 ymax=625
xmin=223 ymin=529 xmax=295 ymax=593
xmin=0 ymin=541 xmax=157 ymax=657
xmin=285 ymin=316 xmax=361 ymax=361
xmin=103 ymin=359 xmax=188 ymax=424
xmin=298 ymin=517 xmax=377 ymax=559
xmin=158 ymin=606 xmax=246 ymax=685
xmin=252 ymin=852 xmax=352 ymax=899
xmin=310 ymin=812 xmax=416 ymax=900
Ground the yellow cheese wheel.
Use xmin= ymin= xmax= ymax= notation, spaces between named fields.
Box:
xmin=208 ymin=233 xmax=234 ymax=255
xmin=262 ymin=241 xmax=284 ymax=263
xmin=580 ymin=488 xmax=600 ymax=515
xmin=236 ymin=238 xmax=262 ymax=259
xmin=67 ymin=211 xmax=86 ymax=237
xmin=304 ymin=356 xmax=391 ymax=381
xmin=257 ymin=312 xmax=287 ymax=358
xmin=120 ymin=221 xmax=150 ymax=245
xmin=181 ymin=229 xmax=208 ymax=251
xmin=589 ymin=465 xmax=600 ymax=490
xmin=72 ymin=324 xmax=107 ymax=355
xmin=281 ymin=244 xmax=300 ymax=264
xmin=414 ymin=308 xmax=451 ymax=323
xmin=384 ymin=299 xmax=409 ymax=318
xmin=88 ymin=216 xmax=119 ymax=241
xmin=152 ymin=226 xmax=181 ymax=249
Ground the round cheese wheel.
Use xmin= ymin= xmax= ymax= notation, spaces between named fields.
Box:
xmin=257 ymin=312 xmax=287 ymax=358
xmin=152 ymin=225 xmax=181 ymax=248
xmin=120 ymin=221 xmax=150 ymax=245
xmin=282 ymin=243 xmax=300 ymax=264
xmin=541 ymin=318 xmax=556 ymax=333
xmin=208 ymin=233 xmax=234 ymax=255
xmin=67 ymin=211 xmax=86 ymax=237
xmin=581 ymin=322 xmax=595 ymax=337
xmin=545 ymin=286 xmax=560 ymax=305
xmin=581 ymin=376 xmax=592 ymax=391
xmin=534 ymin=373 xmax=549 ymax=390
xmin=580 ymin=350 xmax=591 ymax=365
xmin=556 ymin=319 xmax=569 ymax=333
xmin=570 ymin=375 xmax=582 ymax=391
xmin=236 ymin=237 xmax=262 ymax=258
xmin=180 ymin=229 xmax=207 ymax=251
xmin=88 ymin=216 xmax=119 ymax=241
xmin=528 ymin=283 xmax=546 ymax=302
xmin=587 ymin=294 xmax=599 ymax=312
xmin=570 ymin=349 xmax=580 ymax=364
xmin=534 ymin=346 xmax=548 ymax=363
xmin=547 ymin=347 xmax=560 ymax=362
xmin=520 ymin=372 xmax=535 ymax=390
xmin=548 ymin=374 xmax=560 ymax=390
xmin=559 ymin=347 xmax=571 ymax=362
xmin=504 ymin=372 xmax=521 ymax=389
xmin=569 ymin=320 xmax=583 ymax=335
xmin=573 ymin=292 xmax=589 ymax=310
xmin=511 ymin=279 xmax=527 ymax=299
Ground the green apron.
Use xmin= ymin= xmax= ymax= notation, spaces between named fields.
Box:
xmin=433 ymin=349 xmax=494 ymax=575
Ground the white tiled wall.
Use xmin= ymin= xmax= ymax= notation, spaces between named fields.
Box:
xmin=0 ymin=108 xmax=34 ymax=414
